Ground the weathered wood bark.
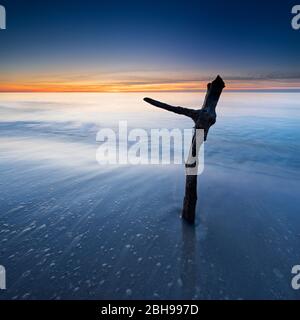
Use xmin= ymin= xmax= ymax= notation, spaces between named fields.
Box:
xmin=144 ymin=75 xmax=225 ymax=224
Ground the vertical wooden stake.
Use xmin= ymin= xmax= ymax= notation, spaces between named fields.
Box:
xmin=144 ymin=76 xmax=225 ymax=224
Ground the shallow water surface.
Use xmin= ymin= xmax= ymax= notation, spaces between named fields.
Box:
xmin=0 ymin=92 xmax=299 ymax=299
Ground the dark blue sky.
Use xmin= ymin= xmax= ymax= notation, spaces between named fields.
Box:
xmin=0 ymin=0 xmax=299 ymax=91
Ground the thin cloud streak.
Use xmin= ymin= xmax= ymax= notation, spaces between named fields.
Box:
xmin=0 ymin=78 xmax=300 ymax=92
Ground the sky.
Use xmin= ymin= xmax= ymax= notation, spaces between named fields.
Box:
xmin=0 ymin=0 xmax=299 ymax=92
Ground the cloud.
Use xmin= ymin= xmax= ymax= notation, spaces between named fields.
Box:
xmin=0 ymin=70 xmax=299 ymax=92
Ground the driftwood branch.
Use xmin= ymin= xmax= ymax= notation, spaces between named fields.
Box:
xmin=144 ymin=75 xmax=225 ymax=224
xmin=143 ymin=98 xmax=198 ymax=121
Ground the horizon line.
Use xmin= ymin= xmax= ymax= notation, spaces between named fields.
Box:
xmin=0 ymin=89 xmax=300 ymax=93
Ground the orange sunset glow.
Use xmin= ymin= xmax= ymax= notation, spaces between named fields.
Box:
xmin=1 ymin=78 xmax=299 ymax=92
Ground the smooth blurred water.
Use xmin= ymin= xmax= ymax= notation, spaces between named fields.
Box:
xmin=0 ymin=92 xmax=299 ymax=299
xmin=1 ymin=92 xmax=299 ymax=174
